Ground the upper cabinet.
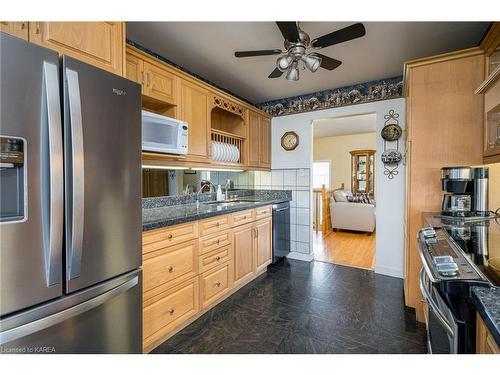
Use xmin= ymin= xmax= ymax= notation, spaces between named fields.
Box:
xmin=248 ymin=110 xmax=271 ymax=169
xmin=29 ymin=22 xmax=125 ymax=76
xmin=125 ymin=45 xmax=272 ymax=170
xmin=0 ymin=21 xmax=28 ymax=40
xmin=180 ymin=81 xmax=210 ymax=162
xmin=477 ymin=22 xmax=500 ymax=164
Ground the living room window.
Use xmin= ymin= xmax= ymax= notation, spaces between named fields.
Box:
xmin=313 ymin=161 xmax=331 ymax=189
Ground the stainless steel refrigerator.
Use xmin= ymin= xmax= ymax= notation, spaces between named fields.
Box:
xmin=0 ymin=32 xmax=142 ymax=353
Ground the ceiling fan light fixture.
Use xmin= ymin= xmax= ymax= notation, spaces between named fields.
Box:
xmin=302 ymin=54 xmax=322 ymax=73
xmin=286 ymin=61 xmax=299 ymax=81
xmin=277 ymin=54 xmax=293 ymax=72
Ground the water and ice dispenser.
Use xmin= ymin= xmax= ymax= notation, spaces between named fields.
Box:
xmin=0 ymin=136 xmax=26 ymax=222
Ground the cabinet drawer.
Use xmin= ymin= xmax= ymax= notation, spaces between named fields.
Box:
xmin=143 ymin=221 xmax=198 ymax=255
xmin=200 ymin=262 xmax=232 ymax=308
xmin=143 ymin=277 xmax=199 ymax=347
xmin=231 ymin=209 xmax=255 ymax=227
xmin=199 ymin=230 xmax=232 ymax=255
xmin=255 ymin=205 xmax=272 ymax=220
xmin=199 ymin=245 xmax=232 ymax=274
xmin=143 ymin=240 xmax=198 ymax=301
xmin=199 ymin=215 xmax=231 ymax=237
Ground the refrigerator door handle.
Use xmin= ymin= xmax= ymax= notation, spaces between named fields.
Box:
xmin=42 ymin=62 xmax=63 ymax=286
xmin=66 ymin=68 xmax=85 ymax=280
xmin=0 ymin=275 xmax=139 ymax=345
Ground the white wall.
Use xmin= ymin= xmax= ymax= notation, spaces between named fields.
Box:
xmin=271 ymin=98 xmax=406 ymax=278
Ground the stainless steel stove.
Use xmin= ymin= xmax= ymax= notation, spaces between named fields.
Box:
xmin=417 ymin=214 xmax=499 ymax=354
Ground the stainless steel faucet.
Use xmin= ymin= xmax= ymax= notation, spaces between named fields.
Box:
xmin=196 ymin=181 xmax=216 ymax=208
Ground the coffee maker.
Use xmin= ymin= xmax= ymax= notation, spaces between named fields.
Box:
xmin=441 ymin=166 xmax=489 ymax=217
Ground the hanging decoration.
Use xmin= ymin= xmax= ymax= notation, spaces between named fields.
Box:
xmin=381 ymin=109 xmax=403 ymax=179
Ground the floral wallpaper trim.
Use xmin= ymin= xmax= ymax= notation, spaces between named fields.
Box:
xmin=126 ymin=39 xmax=254 ymax=105
xmin=256 ymin=76 xmax=403 ymax=117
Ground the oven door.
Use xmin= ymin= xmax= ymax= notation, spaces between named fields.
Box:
xmin=419 ymin=268 xmax=459 ymax=354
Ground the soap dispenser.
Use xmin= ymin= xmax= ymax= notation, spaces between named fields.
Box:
xmin=216 ymin=184 xmax=223 ymax=201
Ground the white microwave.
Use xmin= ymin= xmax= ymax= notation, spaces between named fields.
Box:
xmin=141 ymin=110 xmax=188 ymax=155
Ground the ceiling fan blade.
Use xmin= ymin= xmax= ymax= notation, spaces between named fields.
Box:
xmin=268 ymin=68 xmax=284 ymax=79
xmin=311 ymin=23 xmax=366 ymax=49
xmin=235 ymin=49 xmax=282 ymax=58
xmin=314 ymin=53 xmax=342 ymax=70
xmin=276 ymin=22 xmax=300 ymax=42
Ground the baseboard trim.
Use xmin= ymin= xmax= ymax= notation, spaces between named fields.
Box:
xmin=286 ymin=251 xmax=314 ymax=262
xmin=375 ymin=264 xmax=403 ymax=278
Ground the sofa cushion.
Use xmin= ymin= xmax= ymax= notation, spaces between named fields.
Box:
xmin=333 ymin=189 xmax=352 ymax=202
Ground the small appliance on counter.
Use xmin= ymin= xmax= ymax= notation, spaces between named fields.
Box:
xmin=142 ymin=110 xmax=188 ymax=155
xmin=418 ymin=213 xmax=500 ymax=353
xmin=441 ymin=166 xmax=489 ymax=217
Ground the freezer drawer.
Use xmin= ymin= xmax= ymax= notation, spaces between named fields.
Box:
xmin=0 ymin=270 xmax=142 ymax=354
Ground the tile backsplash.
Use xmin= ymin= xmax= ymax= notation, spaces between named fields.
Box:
xmin=204 ymin=168 xmax=312 ymax=256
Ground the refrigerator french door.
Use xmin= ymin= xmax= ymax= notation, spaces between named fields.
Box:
xmin=0 ymin=33 xmax=142 ymax=353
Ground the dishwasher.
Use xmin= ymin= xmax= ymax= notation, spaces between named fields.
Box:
xmin=272 ymin=201 xmax=291 ymax=263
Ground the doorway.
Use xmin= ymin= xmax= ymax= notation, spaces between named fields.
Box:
xmin=311 ymin=113 xmax=377 ymax=270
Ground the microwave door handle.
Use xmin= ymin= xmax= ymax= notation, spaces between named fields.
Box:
xmin=419 ymin=268 xmax=454 ymax=337
xmin=42 ymin=62 xmax=64 ymax=286
xmin=65 ymin=68 xmax=85 ymax=279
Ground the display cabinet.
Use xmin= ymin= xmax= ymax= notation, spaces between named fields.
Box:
xmin=350 ymin=149 xmax=375 ymax=195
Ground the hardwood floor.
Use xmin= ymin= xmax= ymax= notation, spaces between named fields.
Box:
xmin=313 ymin=230 xmax=376 ymax=270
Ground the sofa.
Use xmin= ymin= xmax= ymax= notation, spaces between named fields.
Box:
xmin=329 ymin=190 xmax=376 ymax=233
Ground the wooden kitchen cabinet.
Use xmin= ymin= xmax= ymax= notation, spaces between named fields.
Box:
xmin=0 ymin=21 xmax=29 ymax=40
xmin=142 ymin=206 xmax=273 ymax=352
xmin=255 ymin=217 xmax=272 ymax=274
xmin=248 ymin=110 xmax=272 ymax=169
xmin=29 ymin=22 xmax=125 ymax=76
xmin=476 ymin=313 xmax=500 ymax=354
xmin=143 ymin=61 xmax=178 ymax=105
xmin=404 ymin=48 xmax=485 ymax=322
xmin=233 ymin=223 xmax=255 ymax=288
xmin=125 ymin=53 xmax=144 ymax=85
xmin=180 ymin=80 xmax=210 ymax=162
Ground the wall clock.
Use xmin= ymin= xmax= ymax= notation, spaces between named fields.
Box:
xmin=281 ymin=131 xmax=299 ymax=151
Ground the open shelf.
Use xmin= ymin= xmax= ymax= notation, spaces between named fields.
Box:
xmin=211 ymin=129 xmax=244 ymax=165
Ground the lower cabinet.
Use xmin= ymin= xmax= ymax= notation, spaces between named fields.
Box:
xmin=143 ymin=277 xmax=200 ymax=350
xmin=476 ymin=313 xmax=500 ymax=354
xmin=233 ymin=223 xmax=255 ymax=288
xmin=255 ymin=217 xmax=273 ymax=274
xmin=141 ymin=205 xmax=273 ymax=352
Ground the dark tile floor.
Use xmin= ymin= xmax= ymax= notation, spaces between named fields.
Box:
xmin=151 ymin=259 xmax=427 ymax=354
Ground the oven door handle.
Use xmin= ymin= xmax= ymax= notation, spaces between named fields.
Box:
xmin=419 ymin=268 xmax=454 ymax=337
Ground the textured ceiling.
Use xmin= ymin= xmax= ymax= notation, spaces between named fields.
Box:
xmin=313 ymin=113 xmax=377 ymax=138
xmin=127 ymin=22 xmax=489 ymax=103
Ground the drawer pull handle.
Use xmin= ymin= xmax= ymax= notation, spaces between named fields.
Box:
xmin=215 ymin=281 xmax=221 ymax=287
xmin=167 ymin=266 xmax=174 ymax=273
xmin=168 ymin=308 xmax=175 ymax=315
xmin=215 ymin=256 xmax=221 ymax=261
xmin=216 ymin=222 xmax=220 ymax=227
xmin=216 ymin=239 xmax=220 ymax=244
xmin=167 ymin=234 xmax=173 ymax=239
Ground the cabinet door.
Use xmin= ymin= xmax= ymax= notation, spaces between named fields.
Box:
xmin=143 ymin=61 xmax=177 ymax=105
xmin=180 ymin=80 xmax=209 ymax=161
xmin=247 ymin=111 xmax=261 ymax=167
xmin=29 ymin=22 xmax=124 ymax=76
xmin=255 ymin=218 xmax=272 ymax=273
xmin=233 ymin=223 xmax=255 ymax=288
xmin=0 ymin=21 xmax=29 ymax=40
xmin=125 ymin=53 xmax=144 ymax=86
xmin=260 ymin=116 xmax=271 ymax=168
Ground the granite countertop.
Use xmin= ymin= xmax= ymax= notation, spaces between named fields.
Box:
xmin=142 ymin=192 xmax=291 ymax=231
xmin=472 ymin=286 xmax=500 ymax=347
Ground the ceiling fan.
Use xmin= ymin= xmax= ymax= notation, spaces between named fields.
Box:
xmin=234 ymin=22 xmax=366 ymax=81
